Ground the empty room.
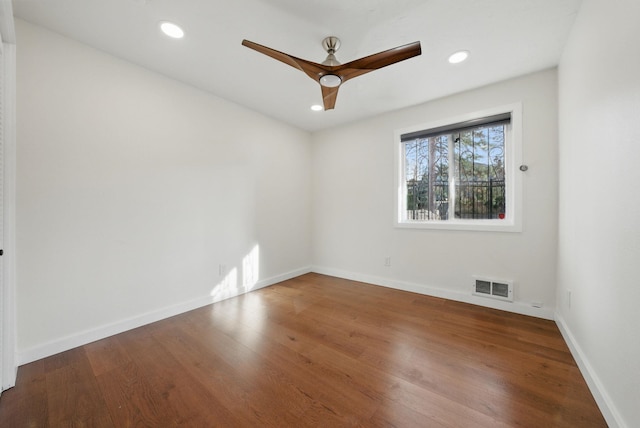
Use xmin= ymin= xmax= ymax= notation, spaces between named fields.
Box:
xmin=0 ymin=0 xmax=638 ymax=426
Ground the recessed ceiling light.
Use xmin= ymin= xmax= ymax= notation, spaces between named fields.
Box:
xmin=311 ymin=104 xmax=323 ymax=111
xmin=160 ymin=21 xmax=184 ymax=39
xmin=448 ymin=50 xmax=469 ymax=64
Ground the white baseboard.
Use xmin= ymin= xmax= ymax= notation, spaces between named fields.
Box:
xmin=17 ymin=266 xmax=312 ymax=365
xmin=555 ymin=313 xmax=625 ymax=428
xmin=311 ymin=266 xmax=555 ymax=320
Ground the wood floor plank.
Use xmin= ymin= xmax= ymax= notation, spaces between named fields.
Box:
xmin=45 ymin=348 xmax=114 ymax=427
xmin=208 ymin=302 xmax=388 ymax=423
xmin=370 ymin=399 xmax=455 ymax=428
xmin=95 ymin=359 xmax=168 ymax=427
xmin=84 ymin=334 xmax=133 ymax=377
xmin=0 ymin=360 xmax=49 ymax=427
xmin=307 ymin=341 xmax=511 ymax=428
xmin=114 ymin=327 xmax=243 ymax=427
xmin=151 ymin=321 xmax=306 ymax=427
xmin=177 ymin=326 xmax=313 ymax=421
xmin=0 ymin=273 xmax=607 ymax=427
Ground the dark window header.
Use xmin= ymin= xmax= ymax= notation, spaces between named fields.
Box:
xmin=400 ymin=112 xmax=511 ymax=142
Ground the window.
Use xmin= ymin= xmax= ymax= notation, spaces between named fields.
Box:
xmin=395 ymin=104 xmax=522 ymax=232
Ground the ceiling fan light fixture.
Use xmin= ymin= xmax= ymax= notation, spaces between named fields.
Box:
xmin=160 ymin=21 xmax=184 ymax=39
xmin=319 ymin=74 xmax=341 ymax=88
xmin=448 ymin=50 xmax=469 ymax=64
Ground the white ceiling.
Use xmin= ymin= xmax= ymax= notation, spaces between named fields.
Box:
xmin=12 ymin=0 xmax=582 ymax=132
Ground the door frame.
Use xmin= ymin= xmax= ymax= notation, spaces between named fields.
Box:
xmin=0 ymin=3 xmax=17 ymax=393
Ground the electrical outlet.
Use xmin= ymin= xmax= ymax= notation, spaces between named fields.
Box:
xmin=384 ymin=257 xmax=391 ymax=267
xmin=219 ymin=264 xmax=227 ymax=276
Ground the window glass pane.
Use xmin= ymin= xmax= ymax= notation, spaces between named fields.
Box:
xmin=453 ymin=125 xmax=505 ymax=219
xmin=404 ymin=135 xmax=449 ymax=220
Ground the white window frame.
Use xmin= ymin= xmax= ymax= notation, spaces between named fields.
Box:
xmin=394 ymin=103 xmax=523 ymax=232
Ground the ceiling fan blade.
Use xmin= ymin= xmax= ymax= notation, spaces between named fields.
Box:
xmin=242 ymin=39 xmax=329 ymax=82
xmin=321 ymin=85 xmax=340 ymax=110
xmin=336 ymin=41 xmax=422 ymax=83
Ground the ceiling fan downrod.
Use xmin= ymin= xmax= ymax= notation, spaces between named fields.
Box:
xmin=321 ymin=36 xmax=341 ymax=66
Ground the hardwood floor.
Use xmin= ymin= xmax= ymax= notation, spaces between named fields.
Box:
xmin=0 ymin=273 xmax=606 ymax=427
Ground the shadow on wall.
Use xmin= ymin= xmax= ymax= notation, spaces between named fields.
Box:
xmin=210 ymin=244 xmax=260 ymax=301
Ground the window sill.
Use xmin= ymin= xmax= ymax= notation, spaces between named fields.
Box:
xmin=395 ymin=219 xmax=521 ymax=233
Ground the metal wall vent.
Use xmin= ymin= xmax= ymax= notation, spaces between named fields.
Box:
xmin=473 ymin=277 xmax=513 ymax=302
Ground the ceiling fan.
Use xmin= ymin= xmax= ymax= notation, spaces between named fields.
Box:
xmin=241 ymin=37 xmax=422 ymax=110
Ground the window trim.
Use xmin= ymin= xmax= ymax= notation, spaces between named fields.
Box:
xmin=394 ymin=103 xmax=523 ymax=232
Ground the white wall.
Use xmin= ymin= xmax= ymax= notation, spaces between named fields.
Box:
xmin=16 ymin=20 xmax=312 ymax=362
xmin=312 ymin=69 xmax=558 ymax=318
xmin=556 ymin=0 xmax=640 ymax=426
